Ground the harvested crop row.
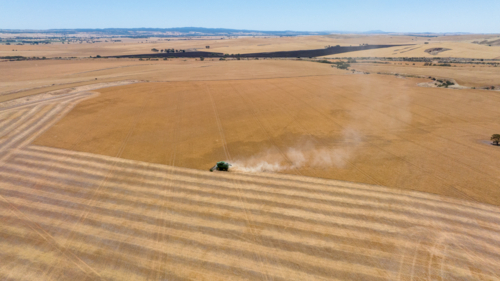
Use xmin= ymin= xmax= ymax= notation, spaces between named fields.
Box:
xmin=0 ymin=84 xmax=500 ymax=280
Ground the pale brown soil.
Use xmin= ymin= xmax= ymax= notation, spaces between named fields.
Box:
xmin=1 ymin=90 xmax=500 ymax=280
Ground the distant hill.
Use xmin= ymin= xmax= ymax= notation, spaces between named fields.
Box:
xmin=0 ymin=27 xmax=331 ymax=36
xmin=0 ymin=28 xmax=481 ymax=37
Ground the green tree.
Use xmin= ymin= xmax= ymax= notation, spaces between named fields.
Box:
xmin=200 ymin=57 xmax=204 ymax=61
xmin=492 ymin=134 xmax=500 ymax=145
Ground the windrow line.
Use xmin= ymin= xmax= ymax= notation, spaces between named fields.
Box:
xmin=10 ymin=153 xmax=500 ymax=245
xmin=26 ymin=143 xmax=500 ymax=217
xmin=0 ymin=93 xmax=92 ymax=159
xmin=0 ymin=173 xmax=408 ymax=258
xmin=3 ymin=161 xmax=500 ymax=266
xmin=1 ymin=198 xmax=387 ymax=281
xmin=0 ymin=104 xmax=60 ymax=161
xmin=0 ymin=108 xmax=29 ymax=134
xmin=0 ymin=168 xmax=450 ymax=263
xmin=0 ymin=224 xmax=224 ymax=281
xmin=22 ymin=146 xmax=500 ymax=225
xmin=0 ymin=175 xmax=496 ymax=280
xmin=2 ymin=183 xmax=488 ymax=280
xmin=0 ymin=105 xmax=43 ymax=140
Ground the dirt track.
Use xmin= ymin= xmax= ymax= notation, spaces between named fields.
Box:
xmin=1 ymin=86 xmax=500 ymax=280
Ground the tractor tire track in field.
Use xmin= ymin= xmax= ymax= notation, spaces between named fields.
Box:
xmin=206 ymin=83 xmax=274 ymax=281
xmin=152 ymin=83 xmax=183 ymax=281
xmin=0 ymin=82 xmax=500 ymax=280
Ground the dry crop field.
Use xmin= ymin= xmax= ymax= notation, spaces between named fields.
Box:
xmin=2 ymin=33 xmax=500 ymax=58
xmin=1 ymin=84 xmax=500 ymax=280
xmin=0 ymin=59 xmax=342 ymax=102
xmin=32 ymin=72 xmax=500 ymax=205
xmin=1 ymin=39 xmax=500 ymax=280
xmin=324 ymin=41 xmax=500 ymax=59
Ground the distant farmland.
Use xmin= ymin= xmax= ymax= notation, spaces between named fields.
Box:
xmin=111 ymin=44 xmax=409 ymax=58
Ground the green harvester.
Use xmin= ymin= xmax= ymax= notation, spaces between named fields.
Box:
xmin=210 ymin=161 xmax=232 ymax=172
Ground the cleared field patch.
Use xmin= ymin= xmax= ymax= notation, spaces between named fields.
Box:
xmin=0 ymin=59 xmax=340 ymax=103
xmin=34 ymin=74 xmax=500 ymax=205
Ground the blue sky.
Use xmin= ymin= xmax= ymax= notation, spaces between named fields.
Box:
xmin=1 ymin=0 xmax=499 ymax=33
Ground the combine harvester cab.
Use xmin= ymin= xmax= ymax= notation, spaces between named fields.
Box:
xmin=210 ymin=161 xmax=232 ymax=172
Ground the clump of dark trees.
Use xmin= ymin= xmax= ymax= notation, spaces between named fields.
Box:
xmin=151 ymin=48 xmax=186 ymax=53
xmin=423 ymin=62 xmax=452 ymax=67
xmin=1 ymin=56 xmax=47 ymax=61
xmin=436 ymin=80 xmax=455 ymax=88
xmin=492 ymin=134 xmax=500 ymax=146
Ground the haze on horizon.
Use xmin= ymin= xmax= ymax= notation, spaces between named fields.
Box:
xmin=1 ymin=0 xmax=499 ymax=34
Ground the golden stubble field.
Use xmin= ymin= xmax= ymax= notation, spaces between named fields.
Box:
xmin=2 ymin=57 xmax=498 ymax=105
xmin=2 ymin=51 xmax=500 ymax=280
xmin=34 ymin=71 xmax=500 ymax=206
xmin=3 ymin=102 xmax=500 ymax=280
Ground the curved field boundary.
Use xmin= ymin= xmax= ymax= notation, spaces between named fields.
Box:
xmin=0 ymin=83 xmax=499 ymax=280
